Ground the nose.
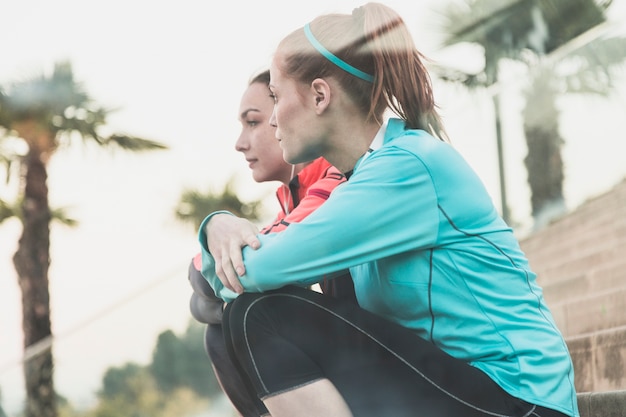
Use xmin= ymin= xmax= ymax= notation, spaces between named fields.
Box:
xmin=235 ymin=131 xmax=249 ymax=152
xmin=269 ymin=108 xmax=277 ymax=128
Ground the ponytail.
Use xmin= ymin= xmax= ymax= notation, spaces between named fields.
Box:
xmin=277 ymin=2 xmax=447 ymax=141
xmin=360 ymin=3 xmax=447 ymax=140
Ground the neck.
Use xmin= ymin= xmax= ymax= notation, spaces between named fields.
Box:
xmin=326 ymin=120 xmax=381 ymax=173
xmin=281 ymin=163 xmax=306 ymax=185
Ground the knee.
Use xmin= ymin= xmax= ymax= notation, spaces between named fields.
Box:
xmin=223 ymin=292 xmax=265 ymax=326
xmin=224 ymin=287 xmax=324 ymax=331
xmin=204 ymin=324 xmax=230 ymax=364
xmin=222 ymin=292 xmax=282 ymax=351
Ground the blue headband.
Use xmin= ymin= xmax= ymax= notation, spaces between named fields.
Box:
xmin=303 ymin=23 xmax=374 ymax=83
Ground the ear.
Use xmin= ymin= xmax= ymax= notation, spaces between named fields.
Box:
xmin=310 ymin=78 xmax=331 ymax=115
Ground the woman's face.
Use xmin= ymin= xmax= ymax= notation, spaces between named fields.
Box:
xmin=235 ymin=81 xmax=293 ymax=184
xmin=269 ymin=58 xmax=326 ymax=165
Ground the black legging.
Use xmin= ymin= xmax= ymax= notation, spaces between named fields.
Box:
xmin=205 ymin=324 xmax=269 ymax=416
xmin=222 ymin=285 xmax=569 ymax=417
xmin=202 ymin=273 xmax=357 ymax=417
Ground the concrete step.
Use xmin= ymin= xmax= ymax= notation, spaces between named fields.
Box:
xmin=520 ymin=179 xmax=626 ymax=273
xmin=567 ymin=325 xmax=626 ymax=393
xmin=578 ymin=389 xmax=626 ymax=417
xmin=547 ymin=286 xmax=626 ymax=337
xmin=539 ymin=255 xmax=626 ymax=304
xmin=537 ymin=239 xmax=626 ymax=284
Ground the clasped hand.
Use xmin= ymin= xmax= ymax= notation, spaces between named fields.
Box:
xmin=205 ymin=213 xmax=261 ymax=294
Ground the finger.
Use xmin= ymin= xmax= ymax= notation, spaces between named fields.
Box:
xmin=229 ymin=241 xmax=247 ymax=278
xmin=214 ymin=257 xmax=236 ymax=293
xmin=244 ymin=234 xmax=261 ymax=250
xmin=223 ymin=263 xmax=243 ymax=294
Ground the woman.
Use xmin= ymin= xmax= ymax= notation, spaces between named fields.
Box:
xmin=198 ymin=4 xmax=579 ymax=417
xmin=188 ymin=69 xmax=354 ymax=417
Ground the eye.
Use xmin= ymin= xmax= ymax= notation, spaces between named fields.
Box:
xmin=246 ymin=119 xmax=260 ymax=127
xmin=269 ymin=92 xmax=277 ymax=103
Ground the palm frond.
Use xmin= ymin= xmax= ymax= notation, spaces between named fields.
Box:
xmin=50 ymin=207 xmax=78 ymax=227
xmin=566 ymin=35 xmax=626 ymax=72
xmin=1 ymin=61 xmax=90 ymax=122
xmin=0 ymin=198 xmax=17 ymax=224
xmin=0 ymin=197 xmax=77 ymax=226
xmin=175 ymin=179 xmax=263 ymax=230
xmin=438 ymin=0 xmax=607 ymax=57
xmin=431 ymin=64 xmax=489 ymax=89
xmin=540 ymin=35 xmax=626 ymax=96
xmin=0 ymin=89 xmax=9 ymax=129
xmin=1 ymin=61 xmax=168 ymax=153
xmin=0 ymin=134 xmax=22 ymax=184
xmin=104 ymin=134 xmax=169 ymax=151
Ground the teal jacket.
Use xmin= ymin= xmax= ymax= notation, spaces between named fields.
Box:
xmin=199 ymin=118 xmax=579 ymax=416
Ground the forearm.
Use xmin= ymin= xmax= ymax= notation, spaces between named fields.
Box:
xmin=197 ymin=210 xmax=242 ymax=302
xmin=200 ymin=252 xmax=240 ymax=303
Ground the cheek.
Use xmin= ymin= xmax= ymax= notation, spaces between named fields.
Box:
xmin=257 ymin=139 xmax=286 ymax=172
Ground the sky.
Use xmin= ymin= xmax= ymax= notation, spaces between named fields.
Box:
xmin=1 ymin=0 xmax=625 ymax=414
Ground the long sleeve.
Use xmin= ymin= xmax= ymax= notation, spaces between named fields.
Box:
xmin=199 ymin=120 xmax=579 ymax=417
xmin=261 ymin=161 xmax=345 ymax=234
xmin=198 ymin=160 xmax=346 ymax=302
xmin=197 ymin=212 xmax=240 ymax=302
xmin=235 ymin=142 xmax=443 ymax=291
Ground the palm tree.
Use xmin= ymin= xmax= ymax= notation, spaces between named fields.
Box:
xmin=175 ymin=176 xmax=264 ymax=230
xmin=522 ymin=35 xmax=626 ymax=228
xmin=0 ymin=61 xmax=167 ymax=417
xmin=435 ymin=0 xmax=610 ymax=226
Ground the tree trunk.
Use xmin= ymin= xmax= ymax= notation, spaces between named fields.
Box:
xmin=523 ymin=69 xmax=566 ymax=230
xmin=13 ymin=148 xmax=57 ymax=417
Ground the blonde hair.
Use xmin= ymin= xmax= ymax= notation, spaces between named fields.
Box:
xmin=276 ymin=2 xmax=447 ymax=141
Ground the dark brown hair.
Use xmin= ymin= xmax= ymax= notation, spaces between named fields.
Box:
xmin=249 ymin=69 xmax=271 ymax=86
xmin=275 ymin=2 xmax=447 ymax=141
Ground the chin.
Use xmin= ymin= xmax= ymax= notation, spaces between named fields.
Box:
xmin=282 ymin=151 xmax=296 ymax=165
xmin=252 ymin=173 xmax=266 ymax=183
xmin=286 ymin=152 xmax=317 ymax=165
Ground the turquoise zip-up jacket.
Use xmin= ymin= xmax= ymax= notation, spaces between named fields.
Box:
xmin=198 ymin=118 xmax=579 ymax=416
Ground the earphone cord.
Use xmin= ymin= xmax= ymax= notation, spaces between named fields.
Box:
xmin=282 ymin=164 xmax=296 ymax=215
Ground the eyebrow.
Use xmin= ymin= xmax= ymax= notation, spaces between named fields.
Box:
xmin=240 ymin=108 xmax=261 ymax=120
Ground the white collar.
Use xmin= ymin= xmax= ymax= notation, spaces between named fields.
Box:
xmin=353 ymin=120 xmax=387 ymax=173
xmin=361 ymin=120 xmax=387 ymax=162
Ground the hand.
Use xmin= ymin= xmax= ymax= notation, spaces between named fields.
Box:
xmin=205 ymin=213 xmax=260 ymax=294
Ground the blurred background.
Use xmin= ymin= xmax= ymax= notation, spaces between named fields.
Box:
xmin=1 ymin=0 xmax=625 ymax=416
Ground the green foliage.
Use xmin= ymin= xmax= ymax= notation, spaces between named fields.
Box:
xmin=435 ymin=0 xmax=611 ymax=88
xmin=87 ymin=363 xmax=209 ymax=417
xmin=88 ymin=385 xmax=208 ymax=417
xmin=435 ymin=0 xmax=625 ymax=226
xmin=439 ymin=0 xmax=608 ymax=57
xmin=0 ymin=199 xmax=16 ymax=224
xmin=149 ymin=321 xmax=221 ymax=398
xmin=58 ymin=320 xmax=223 ymax=417
xmin=178 ymin=322 xmax=222 ymax=397
xmin=1 ymin=60 xmax=169 ymax=417
xmin=175 ymin=177 xmax=264 ymax=230
xmin=0 ymin=197 xmax=77 ymax=226
xmin=103 ymin=134 xmax=168 ymax=152
xmin=149 ymin=331 xmax=184 ymax=393
xmin=99 ymin=363 xmax=147 ymax=401
xmin=0 ymin=61 xmax=169 ymax=152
